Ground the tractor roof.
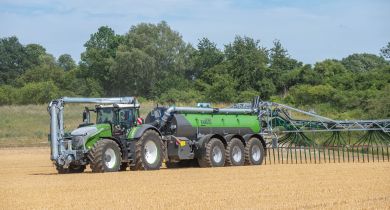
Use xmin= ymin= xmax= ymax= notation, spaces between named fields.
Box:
xmin=96 ymin=104 xmax=140 ymax=108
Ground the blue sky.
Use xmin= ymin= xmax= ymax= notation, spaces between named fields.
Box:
xmin=0 ymin=0 xmax=389 ymax=64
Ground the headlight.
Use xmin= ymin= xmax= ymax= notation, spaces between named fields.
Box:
xmin=72 ymin=136 xmax=85 ymax=150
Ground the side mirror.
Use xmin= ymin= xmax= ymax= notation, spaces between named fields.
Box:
xmin=82 ymin=111 xmax=87 ymax=122
xmin=82 ymin=110 xmax=90 ymax=123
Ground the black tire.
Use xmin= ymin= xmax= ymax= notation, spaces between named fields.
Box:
xmin=131 ymin=130 xmax=163 ymax=170
xmin=225 ymin=138 xmax=245 ymax=166
xmin=197 ymin=138 xmax=225 ymax=167
xmin=56 ymin=164 xmax=86 ymax=174
xmin=245 ymin=138 xmax=264 ymax=165
xmin=88 ymin=139 xmax=122 ymax=173
xmin=165 ymin=160 xmax=179 ymax=168
xmin=119 ymin=163 xmax=128 ymax=171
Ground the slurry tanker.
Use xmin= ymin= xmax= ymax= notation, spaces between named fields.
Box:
xmin=48 ymin=97 xmax=265 ymax=173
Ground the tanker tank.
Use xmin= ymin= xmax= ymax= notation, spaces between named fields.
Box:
xmin=145 ymin=106 xmax=266 ymax=167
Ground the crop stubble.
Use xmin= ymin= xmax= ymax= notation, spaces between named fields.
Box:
xmin=0 ymin=147 xmax=389 ymax=209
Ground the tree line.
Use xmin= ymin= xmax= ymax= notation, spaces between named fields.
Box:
xmin=0 ymin=21 xmax=389 ymax=118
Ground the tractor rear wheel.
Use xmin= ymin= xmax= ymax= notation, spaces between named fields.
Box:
xmin=245 ymin=138 xmax=264 ymax=165
xmin=131 ymin=130 xmax=163 ymax=170
xmin=226 ymin=138 xmax=245 ymax=166
xmin=88 ymin=139 xmax=122 ymax=173
xmin=198 ymin=138 xmax=225 ymax=167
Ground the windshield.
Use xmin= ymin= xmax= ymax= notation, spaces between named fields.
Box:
xmin=118 ymin=109 xmax=134 ymax=129
xmin=96 ymin=108 xmax=114 ymax=124
xmin=96 ymin=107 xmax=135 ymax=128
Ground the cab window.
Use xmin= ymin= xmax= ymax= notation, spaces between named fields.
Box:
xmin=118 ymin=109 xmax=134 ymax=128
xmin=96 ymin=108 xmax=114 ymax=124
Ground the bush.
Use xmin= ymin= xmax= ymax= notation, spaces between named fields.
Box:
xmin=0 ymin=85 xmax=17 ymax=105
xmin=158 ymin=89 xmax=202 ymax=104
xmin=15 ymin=81 xmax=60 ymax=104
xmin=204 ymin=74 xmax=237 ymax=103
xmin=237 ymin=89 xmax=259 ymax=102
xmin=289 ymin=84 xmax=336 ymax=105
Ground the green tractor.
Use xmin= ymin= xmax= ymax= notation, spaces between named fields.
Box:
xmin=49 ymin=97 xmax=267 ymax=174
xmin=48 ymin=97 xmax=163 ymax=173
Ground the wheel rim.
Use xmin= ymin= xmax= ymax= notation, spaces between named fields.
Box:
xmin=104 ymin=148 xmax=117 ymax=169
xmin=144 ymin=140 xmax=158 ymax=164
xmin=251 ymin=145 xmax=261 ymax=162
xmin=232 ymin=145 xmax=242 ymax=163
xmin=212 ymin=146 xmax=223 ymax=163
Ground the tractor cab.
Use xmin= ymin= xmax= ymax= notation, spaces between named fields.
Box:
xmin=80 ymin=103 xmax=141 ymax=136
xmin=95 ymin=104 xmax=140 ymax=135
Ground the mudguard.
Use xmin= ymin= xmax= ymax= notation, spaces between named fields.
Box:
xmin=130 ymin=124 xmax=162 ymax=139
xmin=224 ymin=134 xmax=245 ymax=144
xmin=196 ymin=134 xmax=226 ymax=148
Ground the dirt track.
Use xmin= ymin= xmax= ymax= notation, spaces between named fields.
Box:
xmin=1 ymin=147 xmax=389 ymax=209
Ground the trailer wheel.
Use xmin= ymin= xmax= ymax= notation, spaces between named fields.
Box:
xmin=88 ymin=139 xmax=122 ymax=173
xmin=245 ymin=138 xmax=264 ymax=165
xmin=56 ymin=164 xmax=86 ymax=174
xmin=226 ymin=138 xmax=245 ymax=166
xmin=131 ymin=130 xmax=163 ymax=170
xmin=198 ymin=138 xmax=225 ymax=167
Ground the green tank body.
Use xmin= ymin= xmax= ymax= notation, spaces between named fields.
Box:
xmin=147 ymin=107 xmax=261 ymax=139
xmin=172 ymin=113 xmax=260 ymax=138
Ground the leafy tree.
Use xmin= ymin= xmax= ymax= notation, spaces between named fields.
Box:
xmin=280 ymin=64 xmax=321 ymax=93
xmin=224 ymin=36 xmax=268 ymax=92
xmin=0 ymin=37 xmax=28 ymax=84
xmin=199 ymin=62 xmax=229 ymax=85
xmin=80 ymin=26 xmax=122 ymax=95
xmin=237 ymin=89 xmax=259 ymax=102
xmin=159 ymin=89 xmax=201 ymax=104
xmin=313 ymin=59 xmax=348 ymax=88
xmin=269 ymin=40 xmax=302 ymax=94
xmin=25 ymin=44 xmax=46 ymax=66
xmin=380 ymin=42 xmax=390 ymax=59
xmin=15 ymin=81 xmax=60 ymax=104
xmin=16 ymin=62 xmax=65 ymax=86
xmin=191 ymin=38 xmax=224 ymax=80
xmin=367 ymin=84 xmax=390 ymax=118
xmin=110 ymin=48 xmax=156 ymax=96
xmin=288 ymin=84 xmax=336 ymax=105
xmin=112 ymin=21 xmax=192 ymax=98
xmin=341 ymin=53 xmax=387 ymax=72
xmin=57 ymin=54 xmax=76 ymax=71
xmin=256 ymin=78 xmax=276 ymax=99
xmin=204 ymin=73 xmax=237 ymax=102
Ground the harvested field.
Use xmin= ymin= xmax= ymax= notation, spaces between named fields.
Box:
xmin=0 ymin=147 xmax=389 ymax=209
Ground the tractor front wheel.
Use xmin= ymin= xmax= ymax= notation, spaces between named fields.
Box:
xmin=88 ymin=139 xmax=122 ymax=173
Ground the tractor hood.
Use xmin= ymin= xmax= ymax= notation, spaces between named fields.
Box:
xmin=69 ymin=124 xmax=112 ymax=149
xmin=71 ymin=126 xmax=98 ymax=136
